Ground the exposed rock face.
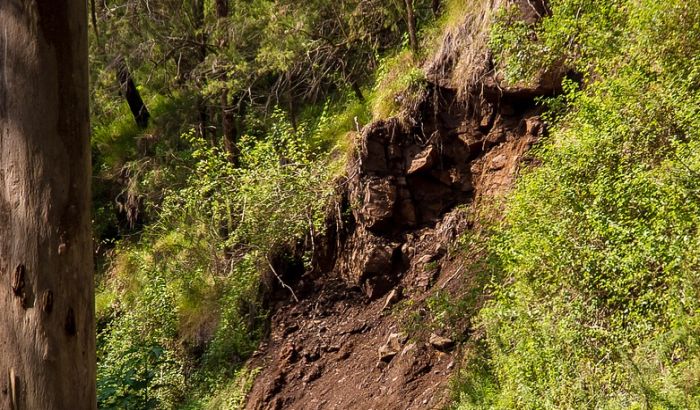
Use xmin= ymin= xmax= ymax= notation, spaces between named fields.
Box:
xmin=359 ymin=177 xmax=397 ymax=231
xmin=338 ymin=84 xmax=545 ymax=299
xmin=245 ymin=84 xmax=547 ymax=408
xmin=407 ymin=145 xmax=438 ymax=175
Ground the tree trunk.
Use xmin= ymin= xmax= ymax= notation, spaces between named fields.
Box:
xmin=216 ymin=0 xmax=241 ymax=164
xmin=193 ymin=0 xmax=213 ymax=145
xmin=221 ymin=92 xmax=242 ymax=167
xmin=215 ymin=0 xmax=229 ymax=18
xmin=116 ymin=58 xmax=151 ymax=128
xmin=0 ymin=1 xmax=95 ymax=409
xmin=405 ymin=0 xmax=418 ymax=54
xmin=90 ymin=0 xmax=103 ymax=51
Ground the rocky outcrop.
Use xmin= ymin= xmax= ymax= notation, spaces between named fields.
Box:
xmin=338 ymin=84 xmax=545 ymax=299
xmin=246 ymin=85 xmax=547 ymax=410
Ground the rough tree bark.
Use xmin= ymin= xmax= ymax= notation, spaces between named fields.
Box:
xmin=0 ymin=1 xmax=95 ymax=409
xmin=193 ymin=0 xmax=213 ymax=145
xmin=221 ymin=93 xmax=242 ymax=167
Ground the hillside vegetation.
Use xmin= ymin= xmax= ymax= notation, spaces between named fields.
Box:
xmin=91 ymin=0 xmax=450 ymax=408
xmin=90 ymin=0 xmax=700 ymax=408
xmin=456 ymin=0 xmax=700 ymax=408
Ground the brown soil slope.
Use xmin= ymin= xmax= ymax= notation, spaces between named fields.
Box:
xmin=245 ymin=2 xmax=553 ymax=409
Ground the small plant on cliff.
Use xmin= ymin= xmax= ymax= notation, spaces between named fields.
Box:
xmin=370 ymin=47 xmax=427 ymax=120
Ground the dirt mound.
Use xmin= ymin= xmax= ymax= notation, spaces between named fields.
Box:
xmin=244 ymin=277 xmax=454 ymax=410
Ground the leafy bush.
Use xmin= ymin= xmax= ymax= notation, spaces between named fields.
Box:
xmin=455 ymin=0 xmax=700 ymax=408
xmin=370 ymin=48 xmax=427 ymax=120
xmin=98 ymin=345 xmax=173 ymax=409
xmin=96 ymin=103 xmax=348 ymax=407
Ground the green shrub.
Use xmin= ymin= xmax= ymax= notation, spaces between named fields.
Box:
xmin=96 ymin=102 xmax=348 ymax=407
xmin=369 ymin=48 xmax=427 ymax=120
xmin=454 ymin=0 xmax=700 ymax=408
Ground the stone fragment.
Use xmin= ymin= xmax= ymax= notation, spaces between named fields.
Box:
xmin=382 ymin=288 xmax=402 ymax=311
xmin=282 ymin=324 xmax=299 ymax=336
xmin=304 ymin=346 xmax=320 ymax=362
xmin=281 ymin=343 xmax=298 ymax=364
xmin=479 ymin=103 xmax=495 ymax=129
xmin=400 ymin=243 xmax=415 ymax=259
xmin=483 ymin=129 xmax=507 ymax=150
xmin=429 ymin=333 xmax=454 ymax=351
xmin=407 ymin=145 xmax=437 ymax=175
xmin=323 ymin=345 xmax=340 ymax=353
xmin=401 ymin=342 xmax=417 ymax=357
xmin=526 ymin=116 xmax=543 ymax=136
xmin=378 ymin=344 xmax=398 ymax=363
xmin=489 ymin=154 xmax=508 ymax=170
xmin=303 ymin=365 xmax=323 ymax=383
xmin=417 ymin=254 xmax=436 ymax=265
xmin=378 ymin=332 xmax=407 ymax=363
xmin=337 ymin=344 xmax=352 ymax=361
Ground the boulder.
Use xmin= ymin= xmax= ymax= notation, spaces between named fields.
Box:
xmin=407 ymin=145 xmax=438 ymax=175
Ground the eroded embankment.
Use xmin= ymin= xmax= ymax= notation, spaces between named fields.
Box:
xmin=243 ymin=84 xmax=550 ymax=409
xmin=244 ymin=2 xmax=555 ymax=409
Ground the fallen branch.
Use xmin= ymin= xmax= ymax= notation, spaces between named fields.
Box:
xmin=267 ymin=258 xmax=299 ymax=303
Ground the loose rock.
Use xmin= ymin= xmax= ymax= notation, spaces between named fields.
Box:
xmin=378 ymin=332 xmax=407 ymax=363
xmin=429 ymin=333 xmax=454 ymax=351
xmin=382 ymin=288 xmax=402 ymax=311
xmin=303 ymin=365 xmax=323 ymax=383
xmin=407 ymin=145 xmax=437 ymax=175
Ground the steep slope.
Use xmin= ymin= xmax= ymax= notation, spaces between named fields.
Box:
xmin=244 ymin=2 xmax=552 ymax=409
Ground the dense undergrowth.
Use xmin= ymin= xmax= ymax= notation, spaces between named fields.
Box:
xmin=455 ymin=0 xmax=700 ymax=408
xmin=96 ymin=110 xmax=344 ymax=408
